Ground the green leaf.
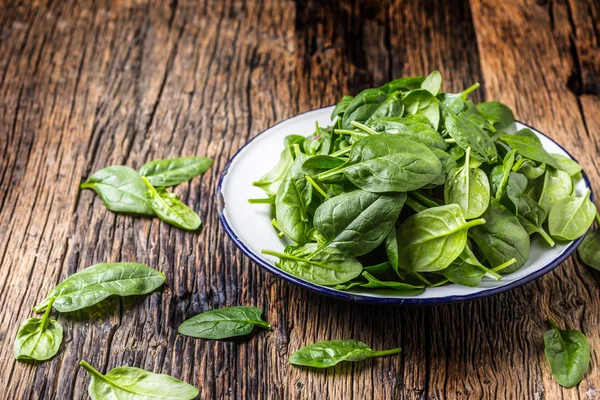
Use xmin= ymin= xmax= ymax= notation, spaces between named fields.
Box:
xmin=578 ymin=230 xmax=600 ymax=270
xmin=402 ymin=89 xmax=440 ymax=130
xmin=445 ymin=113 xmax=498 ymax=163
xmin=490 ymin=150 xmax=516 ymax=200
xmin=396 ymin=204 xmax=486 ymax=272
xmin=379 ymin=76 xmax=424 ymax=93
xmin=289 ymin=339 xmax=401 ymax=368
xmin=331 ymin=95 xmax=354 ymax=120
xmin=34 ymin=262 xmax=165 ymax=313
xmin=548 ymin=190 xmax=596 ymax=241
xmin=421 ymin=71 xmax=442 ymax=95
xmin=80 ymin=166 xmax=154 ymax=215
xmin=14 ymin=297 xmax=63 ymax=361
xmin=544 ymin=318 xmax=590 ymax=388
xmin=551 ymin=154 xmax=583 ymax=177
xmin=143 ymin=178 xmax=202 ymax=231
xmin=79 ymin=360 xmax=199 ymax=400
xmin=341 ymin=89 xmax=388 ymax=129
xmin=500 ymin=132 xmax=562 ymax=170
xmin=538 ymin=168 xmax=573 ymax=216
xmin=367 ymin=117 xmax=447 ymax=150
xmin=359 ymin=271 xmax=424 ymax=292
xmin=263 ymin=243 xmax=363 ymax=286
xmin=139 ymin=157 xmax=213 ymax=187
xmin=313 ymin=190 xmax=406 ymax=257
xmin=178 ymin=306 xmax=271 ymax=340
xmin=253 ymin=146 xmax=294 ymax=196
xmin=475 ymin=101 xmax=515 ymax=131
xmin=365 ymin=94 xmax=404 ymax=124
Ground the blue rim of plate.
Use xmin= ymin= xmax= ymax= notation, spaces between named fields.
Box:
xmin=217 ymin=107 xmax=593 ymax=305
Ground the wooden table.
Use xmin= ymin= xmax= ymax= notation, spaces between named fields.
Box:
xmin=1 ymin=0 xmax=599 ymax=398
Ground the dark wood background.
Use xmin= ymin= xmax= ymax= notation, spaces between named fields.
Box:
xmin=0 ymin=0 xmax=599 ymax=398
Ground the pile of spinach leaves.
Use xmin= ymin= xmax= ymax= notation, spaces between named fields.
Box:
xmin=251 ymin=71 xmax=599 ymax=293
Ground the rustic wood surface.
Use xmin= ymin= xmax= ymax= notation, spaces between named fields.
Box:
xmin=0 ymin=0 xmax=598 ymax=398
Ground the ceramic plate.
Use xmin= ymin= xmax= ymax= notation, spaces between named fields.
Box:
xmin=218 ymin=106 xmax=592 ymax=305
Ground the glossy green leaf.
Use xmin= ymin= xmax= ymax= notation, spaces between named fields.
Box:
xmin=444 ymin=147 xmax=490 ymax=219
xmin=421 ymin=71 xmax=442 ymax=95
xmin=263 ymin=243 xmax=362 ymax=285
xmin=402 ymin=89 xmax=440 ymax=129
xmin=548 ymin=190 xmax=596 ymax=241
xmin=578 ymin=230 xmax=600 ymax=270
xmin=367 ymin=117 xmax=447 ymax=150
xmin=551 ymin=154 xmax=583 ymax=177
xmin=143 ymin=178 xmax=201 ymax=231
xmin=79 ymin=360 xmax=199 ymax=400
xmin=80 ymin=166 xmax=154 ymax=215
xmin=178 ymin=306 xmax=271 ymax=340
xmin=34 ymin=262 xmax=165 ymax=313
xmin=253 ymin=146 xmax=294 ymax=196
xmin=139 ymin=157 xmax=212 ymax=187
xmin=396 ymin=204 xmax=486 ymax=272
xmin=14 ymin=297 xmax=62 ymax=361
xmin=289 ymin=340 xmax=401 ymax=368
xmin=331 ymin=95 xmax=354 ymax=120
xmin=544 ymin=318 xmax=590 ymax=388
xmin=379 ymin=76 xmax=424 ymax=93
xmin=341 ymin=89 xmax=388 ymax=129
xmin=500 ymin=132 xmax=562 ymax=170
xmin=538 ymin=168 xmax=573 ymax=216
xmin=475 ymin=101 xmax=515 ymax=131
xmin=445 ymin=113 xmax=498 ymax=163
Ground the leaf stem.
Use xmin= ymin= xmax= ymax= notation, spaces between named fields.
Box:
xmin=329 ymin=146 xmax=352 ymax=158
xmin=512 ymin=157 xmax=527 ymax=172
xmin=371 ymin=347 xmax=402 ymax=357
xmin=547 ymin=317 xmax=561 ymax=331
xmin=537 ymin=227 xmax=556 ymax=247
xmin=444 ymin=138 xmax=456 ymax=143
xmin=248 ymin=197 xmax=275 ymax=204
xmin=461 ymin=82 xmax=480 ymax=98
xmin=411 ymin=272 xmax=432 ymax=286
xmin=334 ymin=129 xmax=368 ymax=137
xmin=464 ymin=218 xmax=486 ymax=229
xmin=79 ymin=360 xmax=103 ymax=377
xmin=491 ymin=258 xmax=517 ymax=273
xmin=350 ymin=121 xmax=378 ymax=135
xmin=305 ymin=176 xmax=331 ymax=200
xmin=40 ymin=296 xmax=56 ymax=330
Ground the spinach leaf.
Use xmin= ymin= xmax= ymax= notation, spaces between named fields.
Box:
xmin=178 ymin=306 xmax=271 ymax=340
xmin=475 ymin=101 xmax=515 ymax=131
xmin=552 ymin=154 xmax=582 ymax=177
xmin=470 ymin=198 xmax=530 ymax=274
xmin=80 ymin=166 xmax=154 ymax=215
xmin=517 ymin=215 xmax=555 ymax=247
xmin=538 ymin=168 xmax=573 ymax=216
xmin=543 ymin=318 xmax=590 ymax=388
xmin=490 ymin=150 xmax=516 ymax=200
xmin=504 ymin=172 xmax=528 ymax=212
xmin=331 ymin=95 xmax=354 ymax=120
xmin=139 ymin=157 xmax=212 ymax=187
xmin=313 ymin=190 xmax=406 ymax=257
xmin=79 ymin=360 xmax=199 ymax=400
xmin=262 ymin=243 xmax=362 ymax=285
xmin=284 ymin=134 xmax=306 ymax=147
xmin=396 ymin=204 xmax=486 ymax=272
xmin=276 ymin=150 xmax=312 ymax=244
xmin=578 ymin=229 xmax=600 ymax=270
xmin=445 ymin=113 xmax=498 ymax=163
xmin=253 ymin=146 xmax=294 ymax=196
xmin=444 ymin=147 xmax=490 ymax=218
xmin=379 ymin=76 xmax=424 ymax=93
xmin=317 ymin=134 xmax=442 ymax=193
xmin=421 ymin=70 xmax=442 ymax=95
xmin=520 ymin=160 xmax=546 ymax=180
xmin=367 ymin=117 xmax=447 ymax=150
xmin=500 ymin=133 xmax=562 ymax=170
xmin=302 ymin=155 xmax=347 ymax=181
xmin=34 ymin=262 xmax=165 ymax=313
xmin=402 ymin=89 xmax=440 ymax=129
xmin=360 ymin=272 xmax=424 ymax=292
xmin=289 ymin=340 xmax=401 ymax=368
xmin=14 ymin=297 xmax=62 ymax=361
xmin=143 ymin=178 xmax=201 ymax=231
xmin=365 ymin=94 xmax=404 ymax=124
xmin=341 ymin=89 xmax=388 ymax=129
xmin=548 ymin=189 xmax=596 ymax=241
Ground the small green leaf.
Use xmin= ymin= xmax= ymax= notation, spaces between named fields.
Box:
xmin=143 ymin=178 xmax=202 ymax=231
xmin=79 ymin=360 xmax=199 ymax=400
xmin=139 ymin=156 xmax=213 ymax=187
xmin=578 ymin=229 xmax=600 ymax=270
xmin=14 ymin=297 xmax=63 ymax=361
xmin=289 ymin=339 xmax=401 ymax=368
xmin=544 ymin=318 xmax=590 ymax=388
xmin=178 ymin=306 xmax=271 ymax=340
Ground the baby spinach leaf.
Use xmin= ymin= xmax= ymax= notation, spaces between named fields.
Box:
xmin=80 ymin=166 xmax=154 ymax=215
xmin=520 ymin=160 xmax=546 ymax=180
xmin=444 ymin=147 xmax=490 ymax=219
xmin=367 ymin=117 xmax=447 ymax=150
xmin=365 ymin=94 xmax=404 ymax=124
xmin=500 ymin=133 xmax=562 ymax=170
xmin=14 ymin=297 xmax=62 ymax=361
xmin=360 ymin=272 xmax=424 ymax=292
xmin=517 ymin=215 xmax=555 ymax=247
xmin=396 ymin=204 xmax=486 ymax=272
xmin=276 ymin=150 xmax=312 ymax=244
xmin=538 ymin=168 xmax=573 ymax=216
xmin=551 ymin=154 xmax=582 ymax=177
xmin=143 ymin=178 xmax=201 ymax=231
xmin=139 ymin=157 xmax=212 ymax=187
xmin=504 ymin=172 xmax=528 ymax=212
xmin=548 ymin=189 xmax=596 ymax=241
xmin=385 ymin=228 xmax=400 ymax=276
xmin=402 ymin=89 xmax=440 ymax=129
xmin=421 ymin=70 xmax=442 ymax=95
xmin=178 ymin=306 xmax=271 ymax=340
xmin=544 ymin=318 xmax=590 ymax=388
xmin=79 ymin=360 xmax=199 ymax=400
xmin=490 ymin=150 xmax=516 ymax=200
xmin=34 ymin=262 xmax=165 ymax=313
xmin=317 ymin=134 xmax=442 ymax=193
xmin=301 ymin=155 xmax=346 ymax=181
xmin=331 ymin=95 xmax=354 ymax=120
xmin=253 ymin=146 xmax=294 ymax=196
xmin=284 ymin=134 xmax=306 ymax=147
xmin=379 ymin=76 xmax=424 ymax=93
xmin=341 ymin=89 xmax=388 ymax=129
xmin=313 ymin=190 xmax=406 ymax=257
xmin=289 ymin=340 xmax=401 ymax=368
xmin=578 ymin=229 xmax=600 ymax=270
xmin=470 ymin=198 xmax=530 ymax=273
xmin=475 ymin=101 xmax=515 ymax=131
xmin=263 ymin=243 xmax=362 ymax=285
xmin=445 ymin=113 xmax=498 ymax=163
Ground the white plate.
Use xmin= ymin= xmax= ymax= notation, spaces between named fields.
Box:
xmin=218 ymin=106 xmax=592 ymax=304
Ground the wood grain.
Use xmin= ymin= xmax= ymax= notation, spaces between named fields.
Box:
xmin=0 ymin=0 xmax=598 ymax=399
